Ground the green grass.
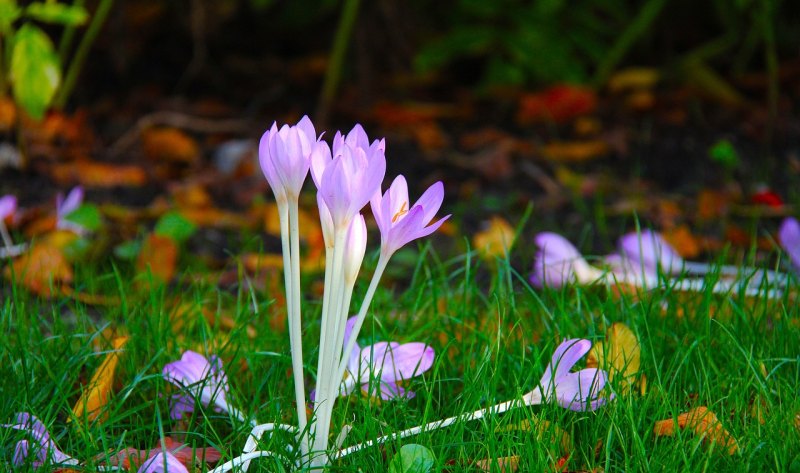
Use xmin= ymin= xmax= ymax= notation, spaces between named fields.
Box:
xmin=2 ymin=245 xmax=799 ymax=472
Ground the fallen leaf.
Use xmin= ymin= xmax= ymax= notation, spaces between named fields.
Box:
xmin=5 ymin=241 xmax=73 ymax=296
xmin=0 ymin=97 xmax=17 ymax=131
xmin=697 ymin=190 xmax=731 ymax=221
xmin=474 ymin=456 xmax=519 ymax=472
xmin=653 ymin=406 xmax=738 ymax=455
xmin=586 ymin=323 xmax=640 ymax=394
xmin=540 ymin=140 xmax=609 ymax=163
xmin=50 ymin=160 xmax=147 ymax=187
xmin=142 ymin=127 xmax=199 ymax=164
xmin=136 ymin=234 xmax=177 ymax=283
xmin=517 ymin=84 xmax=596 ymax=124
xmin=662 ymin=225 xmax=701 ymax=259
xmin=607 ymin=67 xmax=659 ymax=93
xmin=105 ymin=436 xmax=221 ymax=470
xmin=472 ymin=216 xmax=515 ymax=260
xmin=71 ymin=336 xmax=129 ymax=423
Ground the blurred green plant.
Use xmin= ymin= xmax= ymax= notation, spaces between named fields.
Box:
xmin=0 ymin=0 xmax=113 ymax=120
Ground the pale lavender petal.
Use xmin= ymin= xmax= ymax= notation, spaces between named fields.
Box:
xmin=0 ymin=195 xmax=16 ymax=220
xmin=412 ymin=181 xmax=445 ymax=225
xmin=779 ymin=217 xmax=800 ymax=270
xmin=258 ymin=123 xmax=282 ymax=196
xmin=554 ymin=368 xmax=608 ymax=411
xmin=618 ymin=229 xmax=682 ymax=275
xmin=295 ymin=115 xmax=317 ymax=142
xmin=57 ymin=186 xmax=83 ymax=218
xmin=137 ymin=450 xmax=189 ymax=473
xmin=310 ymin=141 xmax=332 ymax=189
xmin=376 ymin=382 xmax=414 ymax=400
xmin=376 ymin=342 xmax=435 ymax=383
xmin=539 ymin=339 xmax=591 ymax=388
xmin=162 ymin=351 xmax=231 ymax=418
xmin=169 ymin=394 xmax=196 ymax=420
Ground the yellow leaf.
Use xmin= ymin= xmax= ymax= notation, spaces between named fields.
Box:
xmin=540 ymin=140 xmax=609 ymax=163
xmin=71 ymin=336 xmax=129 ymax=423
xmin=607 ymin=67 xmax=660 ymax=93
xmin=472 ymin=217 xmax=515 ymax=261
xmin=586 ymin=323 xmax=640 ymax=394
xmin=474 ymin=455 xmax=519 ymax=472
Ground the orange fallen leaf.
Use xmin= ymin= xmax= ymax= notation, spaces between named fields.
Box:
xmin=517 ymin=84 xmax=596 ymax=125
xmin=474 ymin=455 xmax=519 ymax=472
xmin=136 ymin=234 xmax=178 ymax=283
xmin=50 ymin=160 xmax=147 ymax=187
xmin=71 ymin=336 xmax=129 ymax=423
xmin=5 ymin=241 xmax=73 ymax=296
xmin=540 ymin=140 xmax=609 ymax=163
xmin=697 ymin=190 xmax=731 ymax=221
xmin=472 ymin=216 xmax=515 ymax=261
xmin=142 ymin=128 xmax=199 ymax=164
xmin=662 ymin=225 xmax=701 ymax=259
xmin=653 ymin=406 xmax=738 ymax=455
xmin=0 ymin=97 xmax=17 ymax=131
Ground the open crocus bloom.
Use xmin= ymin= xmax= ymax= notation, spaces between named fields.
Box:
xmin=524 ymin=339 xmax=611 ymax=411
xmin=137 ymin=450 xmax=189 ymax=473
xmin=0 ymin=194 xmax=16 ymax=221
xmin=162 ymin=351 xmax=233 ymax=420
xmin=618 ymin=229 xmax=682 ymax=276
xmin=779 ymin=217 xmax=800 ymax=270
xmin=370 ymin=175 xmax=449 ymax=257
xmin=340 ymin=317 xmax=435 ymax=400
xmin=530 ymin=233 xmax=603 ymax=288
xmin=3 ymin=412 xmax=78 ymax=468
xmin=259 ymin=115 xmax=319 ymax=200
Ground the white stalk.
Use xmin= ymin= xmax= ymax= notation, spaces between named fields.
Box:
xmin=0 ymin=220 xmax=14 ymax=249
xmin=682 ymin=261 xmax=788 ymax=287
xmin=207 ymin=450 xmax=290 ymax=473
xmin=287 ymin=199 xmax=308 ymax=456
xmin=0 ymin=242 xmax=27 ymax=259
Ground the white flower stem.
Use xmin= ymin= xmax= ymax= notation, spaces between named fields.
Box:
xmin=334 ymin=253 xmax=390 ymax=383
xmin=0 ymin=220 xmax=14 ymax=249
xmin=332 ymin=398 xmax=521 ymax=460
xmin=206 ymin=450 xmax=289 ymax=473
xmin=288 ymin=199 xmax=308 ymax=456
xmin=682 ymin=261 xmax=788 ymax=287
xmin=0 ymin=242 xmax=27 ymax=259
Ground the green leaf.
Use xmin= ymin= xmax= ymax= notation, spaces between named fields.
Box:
xmin=708 ymin=139 xmax=740 ymax=169
xmin=0 ymin=0 xmax=21 ymax=31
xmin=113 ymin=240 xmax=141 ymax=260
xmin=64 ymin=204 xmax=102 ymax=231
xmin=154 ymin=211 xmax=196 ymax=243
xmin=25 ymin=2 xmax=88 ymax=26
xmin=388 ymin=444 xmax=435 ymax=473
xmin=10 ymin=24 xmax=60 ymax=120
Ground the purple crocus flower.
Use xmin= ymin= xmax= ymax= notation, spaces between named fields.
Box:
xmin=137 ymin=450 xmax=189 ymax=473
xmin=530 ymin=232 xmax=603 ymax=288
xmin=370 ymin=175 xmax=450 ymax=257
xmin=618 ymin=229 xmax=682 ymax=276
xmin=259 ymin=116 xmax=321 ymax=201
xmin=162 ymin=351 xmax=233 ymax=420
xmin=0 ymin=194 xmax=16 ymax=221
xmin=3 ymin=412 xmax=78 ymax=468
xmin=524 ymin=339 xmax=611 ymax=411
xmin=340 ymin=316 xmax=435 ymax=400
xmin=310 ymin=124 xmax=386 ymax=230
xmin=56 ymin=186 xmax=86 ymax=234
xmin=779 ymin=217 xmax=800 ymax=270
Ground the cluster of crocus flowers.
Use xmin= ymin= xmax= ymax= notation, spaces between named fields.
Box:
xmin=234 ymin=116 xmax=448 ymax=469
xmin=332 ymin=338 xmax=611 ymax=460
xmin=531 ymin=230 xmax=788 ymax=298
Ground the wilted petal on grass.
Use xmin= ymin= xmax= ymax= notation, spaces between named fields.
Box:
xmin=339 ymin=316 xmax=435 ymax=400
xmin=618 ymin=229 xmax=682 ymax=276
xmin=370 ymin=175 xmax=449 ymax=257
xmin=779 ymin=217 xmax=800 ymax=270
xmin=3 ymin=413 xmax=78 ymax=468
xmin=525 ymin=339 xmax=612 ymax=411
xmin=530 ymin=233 xmax=602 ymax=288
xmin=162 ymin=351 xmax=232 ymax=419
xmin=137 ymin=450 xmax=189 ymax=473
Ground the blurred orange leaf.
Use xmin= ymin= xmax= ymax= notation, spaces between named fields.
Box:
xmin=517 ymin=84 xmax=596 ymax=124
xmin=71 ymin=336 xmax=129 ymax=423
xmin=142 ymin=128 xmax=199 ymax=164
xmin=5 ymin=241 xmax=73 ymax=296
xmin=136 ymin=234 xmax=177 ymax=283
xmin=0 ymin=97 xmax=16 ymax=131
xmin=472 ymin=216 xmax=515 ymax=260
xmin=697 ymin=190 xmax=731 ymax=221
xmin=662 ymin=225 xmax=701 ymax=259
xmin=607 ymin=67 xmax=659 ymax=93
xmin=50 ymin=160 xmax=147 ymax=187
xmin=653 ymin=406 xmax=738 ymax=455
xmin=540 ymin=140 xmax=609 ymax=163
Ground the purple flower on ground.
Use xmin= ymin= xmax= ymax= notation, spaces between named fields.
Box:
xmin=3 ymin=412 xmax=78 ymax=468
xmin=259 ymin=116 xmax=322 ymax=201
xmin=137 ymin=450 xmax=189 ymax=473
xmin=56 ymin=186 xmax=86 ymax=234
xmin=310 ymin=124 xmax=386 ymax=230
xmin=779 ymin=217 xmax=800 ymax=270
xmin=530 ymin=233 xmax=602 ymax=288
xmin=0 ymin=194 xmax=16 ymax=221
xmin=524 ymin=339 xmax=611 ymax=411
xmin=340 ymin=316 xmax=435 ymax=400
xmin=162 ymin=351 xmax=233 ymax=420
xmin=618 ymin=229 xmax=682 ymax=276
xmin=370 ymin=175 xmax=450 ymax=257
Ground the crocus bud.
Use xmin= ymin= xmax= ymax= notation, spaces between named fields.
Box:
xmin=530 ymin=232 xmax=603 ymax=288
xmin=259 ymin=116 xmax=319 ymax=201
xmin=618 ymin=230 xmax=682 ymax=276
xmin=779 ymin=217 xmax=800 ymax=270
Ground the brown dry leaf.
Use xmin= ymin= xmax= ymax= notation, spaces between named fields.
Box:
xmin=586 ymin=323 xmax=641 ymax=395
xmin=540 ymin=140 xmax=609 ymax=163
xmin=50 ymin=160 xmax=147 ymax=187
xmin=0 ymin=97 xmax=17 ymax=131
xmin=474 ymin=456 xmax=519 ymax=473
xmin=180 ymin=207 xmax=251 ymax=229
xmin=607 ymin=67 xmax=659 ymax=93
xmin=653 ymin=406 xmax=738 ymax=455
xmin=71 ymin=336 xmax=129 ymax=423
xmin=243 ymin=252 xmax=284 ymax=272
xmin=517 ymin=84 xmax=597 ymax=125
xmin=136 ymin=234 xmax=177 ymax=283
xmin=662 ymin=225 xmax=701 ymax=259
xmin=697 ymin=190 xmax=731 ymax=221
xmin=142 ymin=128 xmax=199 ymax=164
xmin=5 ymin=241 xmax=73 ymax=296
xmin=472 ymin=217 xmax=515 ymax=260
